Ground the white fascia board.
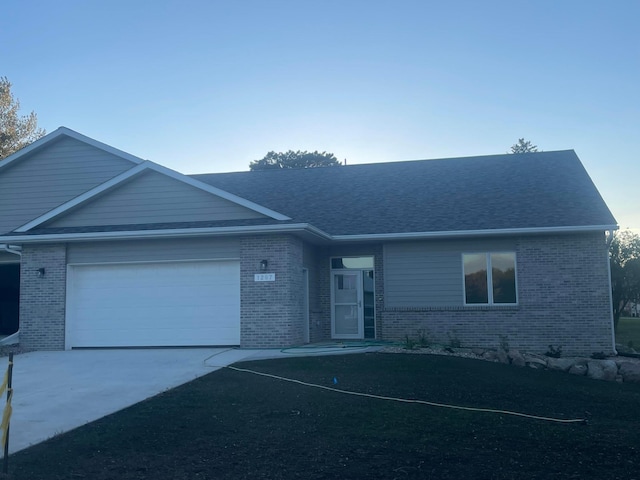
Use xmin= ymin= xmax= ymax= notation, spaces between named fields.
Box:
xmin=143 ymin=162 xmax=291 ymax=221
xmin=4 ymin=223 xmax=618 ymax=245
xmin=0 ymin=127 xmax=144 ymax=172
xmin=14 ymin=163 xmax=150 ymax=232
xmin=331 ymin=225 xmax=620 ymax=242
xmin=0 ymin=223 xmax=330 ymax=244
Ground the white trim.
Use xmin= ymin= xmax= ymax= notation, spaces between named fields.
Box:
xmin=0 ymin=126 xmax=144 ymax=172
xmin=0 ymin=223 xmax=331 ymax=244
xmin=332 ymin=225 xmax=619 ymax=241
xmin=1 ymin=223 xmax=618 ymax=246
xmin=67 ymin=257 xmax=240 ymax=266
xmin=15 ymin=160 xmax=291 ymax=233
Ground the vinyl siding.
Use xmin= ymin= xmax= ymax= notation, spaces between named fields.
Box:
xmin=67 ymin=237 xmax=240 ymax=264
xmin=384 ymin=238 xmax=516 ymax=307
xmin=0 ymin=136 xmax=135 ymax=234
xmin=49 ymin=170 xmax=266 ymax=228
xmin=0 ymin=252 xmax=20 ymax=263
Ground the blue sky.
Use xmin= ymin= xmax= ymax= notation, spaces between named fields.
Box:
xmin=3 ymin=1 xmax=639 ymax=230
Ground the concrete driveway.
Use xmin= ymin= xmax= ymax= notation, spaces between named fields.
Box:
xmin=6 ymin=348 xmax=261 ymax=454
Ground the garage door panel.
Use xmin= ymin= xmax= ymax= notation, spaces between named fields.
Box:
xmin=67 ymin=261 xmax=240 ymax=348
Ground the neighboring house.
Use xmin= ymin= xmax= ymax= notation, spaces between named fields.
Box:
xmin=0 ymin=127 xmax=618 ymax=355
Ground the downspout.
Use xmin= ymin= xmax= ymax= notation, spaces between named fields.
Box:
xmin=605 ymin=231 xmax=617 ymax=355
xmin=0 ymin=244 xmax=21 ymax=256
xmin=0 ymin=244 xmax=21 ymax=346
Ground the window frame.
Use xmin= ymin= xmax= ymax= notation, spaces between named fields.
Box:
xmin=462 ymin=252 xmax=518 ymax=306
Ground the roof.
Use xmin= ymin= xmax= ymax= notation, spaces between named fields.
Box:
xmin=192 ymin=150 xmax=617 ymax=236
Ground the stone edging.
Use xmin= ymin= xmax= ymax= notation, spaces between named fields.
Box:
xmin=380 ymin=346 xmax=640 ymax=383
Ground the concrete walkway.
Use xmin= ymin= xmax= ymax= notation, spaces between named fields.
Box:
xmin=5 ymin=344 xmax=379 ymax=454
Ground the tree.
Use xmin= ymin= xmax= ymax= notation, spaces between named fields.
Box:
xmin=610 ymin=230 xmax=640 ymax=329
xmin=250 ymin=150 xmax=342 ymax=170
xmin=0 ymin=77 xmax=45 ymax=160
xmin=509 ymin=138 xmax=538 ymax=154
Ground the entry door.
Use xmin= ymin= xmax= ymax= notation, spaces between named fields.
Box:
xmin=332 ymin=271 xmax=363 ymax=339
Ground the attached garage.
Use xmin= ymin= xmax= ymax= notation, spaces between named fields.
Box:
xmin=65 ymin=260 xmax=240 ymax=349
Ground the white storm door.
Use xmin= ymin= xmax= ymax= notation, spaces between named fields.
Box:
xmin=331 ymin=271 xmax=363 ymax=339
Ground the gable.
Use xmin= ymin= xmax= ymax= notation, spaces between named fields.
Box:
xmin=0 ymin=136 xmax=136 ymax=234
xmin=45 ymin=169 xmax=268 ymax=228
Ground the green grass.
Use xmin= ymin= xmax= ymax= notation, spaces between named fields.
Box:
xmin=616 ymin=316 xmax=640 ymax=348
xmin=6 ymin=353 xmax=640 ymax=479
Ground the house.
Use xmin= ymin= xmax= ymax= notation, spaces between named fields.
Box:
xmin=0 ymin=127 xmax=618 ymax=355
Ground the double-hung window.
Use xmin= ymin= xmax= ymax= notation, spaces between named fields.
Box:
xmin=463 ymin=252 xmax=517 ymax=305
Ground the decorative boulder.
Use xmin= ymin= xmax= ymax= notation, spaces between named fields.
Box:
xmin=507 ymin=349 xmax=526 ymax=367
xmin=586 ymin=360 xmax=618 ymax=381
xmin=523 ymin=354 xmax=548 ymax=369
xmin=496 ymin=348 xmax=509 ymax=364
xmin=546 ymin=357 xmax=579 ymax=372
xmin=617 ymin=361 xmax=640 ymax=383
xmin=482 ymin=350 xmax=498 ymax=361
xmin=569 ymin=363 xmax=588 ymax=376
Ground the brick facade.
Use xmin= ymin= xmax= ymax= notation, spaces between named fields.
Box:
xmin=240 ymin=235 xmax=304 ymax=347
xmin=15 ymin=233 xmax=614 ymax=355
xmin=378 ymin=233 xmax=615 ymax=356
xmin=19 ymin=243 xmax=67 ymax=350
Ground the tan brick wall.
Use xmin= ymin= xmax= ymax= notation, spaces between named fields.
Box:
xmin=240 ymin=235 xmax=304 ymax=347
xmin=19 ymin=244 xmax=67 ymax=350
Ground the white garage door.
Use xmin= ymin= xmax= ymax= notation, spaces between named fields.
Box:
xmin=66 ymin=260 xmax=240 ymax=348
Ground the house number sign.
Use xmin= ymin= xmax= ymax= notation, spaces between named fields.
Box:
xmin=254 ymin=273 xmax=276 ymax=282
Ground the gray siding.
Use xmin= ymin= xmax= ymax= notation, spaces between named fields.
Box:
xmin=0 ymin=251 xmax=20 ymax=263
xmin=49 ymin=170 xmax=266 ymax=228
xmin=0 ymin=136 xmax=135 ymax=234
xmin=384 ymin=238 xmax=517 ymax=308
xmin=67 ymin=237 xmax=240 ymax=264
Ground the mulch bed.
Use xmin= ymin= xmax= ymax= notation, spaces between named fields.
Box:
xmin=5 ymin=353 xmax=640 ymax=479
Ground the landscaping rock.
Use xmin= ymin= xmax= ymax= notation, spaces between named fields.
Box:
xmin=587 ymin=360 xmax=618 ymax=381
xmin=546 ymin=357 xmax=578 ymax=372
xmin=496 ymin=348 xmax=509 ymax=364
xmin=523 ymin=354 xmax=548 ymax=369
xmin=482 ymin=350 xmax=498 ymax=361
xmin=569 ymin=364 xmax=588 ymax=376
xmin=507 ymin=349 xmax=526 ymax=367
xmin=617 ymin=361 xmax=640 ymax=383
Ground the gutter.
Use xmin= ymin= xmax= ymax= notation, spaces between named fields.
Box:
xmin=0 ymin=223 xmax=333 ymax=244
xmin=0 ymin=224 xmax=619 ymax=245
xmin=332 ymin=224 xmax=620 ymax=242
xmin=0 ymin=244 xmax=22 ymax=256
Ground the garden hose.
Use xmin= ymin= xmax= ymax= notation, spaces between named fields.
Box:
xmin=224 ymin=365 xmax=588 ymax=425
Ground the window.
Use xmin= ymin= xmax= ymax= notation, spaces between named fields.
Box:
xmin=463 ymin=252 xmax=517 ymax=305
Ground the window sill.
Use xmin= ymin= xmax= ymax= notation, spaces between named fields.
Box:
xmin=385 ymin=305 xmax=520 ymax=312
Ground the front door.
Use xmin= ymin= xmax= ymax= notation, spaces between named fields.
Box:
xmin=331 ymin=271 xmax=363 ymax=339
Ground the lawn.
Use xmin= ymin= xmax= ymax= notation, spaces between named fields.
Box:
xmin=6 ymin=353 xmax=640 ymax=480
xmin=616 ymin=316 xmax=640 ymax=349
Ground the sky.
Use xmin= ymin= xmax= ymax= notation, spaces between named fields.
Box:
xmin=2 ymin=1 xmax=639 ymax=231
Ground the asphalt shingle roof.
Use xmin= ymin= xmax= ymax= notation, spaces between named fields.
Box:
xmin=192 ymin=150 xmax=616 ymax=236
